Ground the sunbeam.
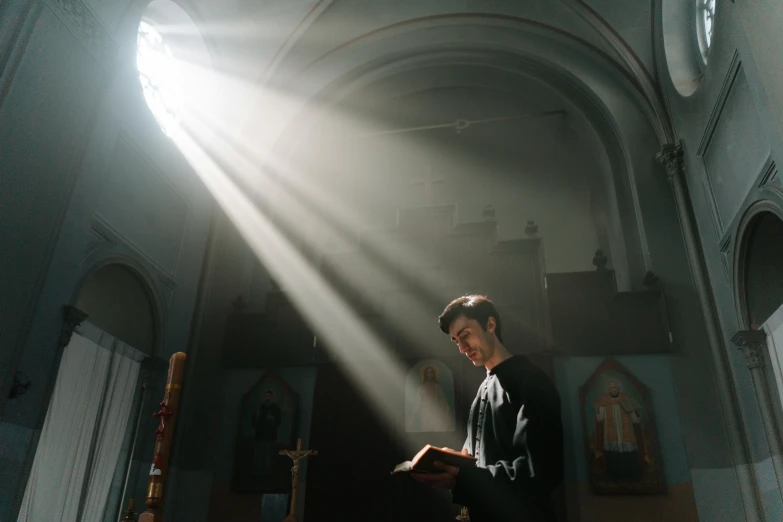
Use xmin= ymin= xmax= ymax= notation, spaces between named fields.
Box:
xmin=185 ymin=98 xmax=466 ymax=349
xmin=137 ymin=14 xmax=471 ymax=451
xmin=168 ymin=118 xmax=462 ymax=450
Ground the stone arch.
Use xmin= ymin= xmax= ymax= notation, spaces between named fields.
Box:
xmin=260 ymin=17 xmax=679 ymax=289
xmin=266 ymin=15 xmax=672 ymax=144
xmin=72 ymin=257 xmax=163 ymax=356
xmin=734 ymin=201 xmax=783 ymax=328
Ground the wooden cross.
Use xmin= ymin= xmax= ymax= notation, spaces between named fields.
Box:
xmin=410 ymin=165 xmax=446 ymax=206
xmin=279 ymin=438 xmax=318 ymax=522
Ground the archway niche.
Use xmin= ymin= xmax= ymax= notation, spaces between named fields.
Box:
xmin=75 ymin=263 xmax=156 ymax=355
xmin=740 ymin=211 xmax=783 ymax=326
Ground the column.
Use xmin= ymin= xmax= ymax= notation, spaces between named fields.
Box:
xmin=732 ymin=329 xmax=783 ymax=496
xmin=656 ymin=141 xmax=763 ymax=521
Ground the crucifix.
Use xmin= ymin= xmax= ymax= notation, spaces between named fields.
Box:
xmin=279 ymin=438 xmax=318 ymax=522
xmin=410 ymin=164 xmax=446 ymax=206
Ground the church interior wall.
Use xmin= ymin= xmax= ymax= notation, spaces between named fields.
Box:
xmin=656 ymin=1 xmax=783 ymax=519
xmin=260 ymin=18 xmax=678 ymax=293
xmin=268 ymin=19 xmax=746 ymax=517
xmin=0 ymin=1 xmax=219 ymax=519
xmin=6 ymin=1 xmax=783 ymax=521
xmin=156 ymin=212 xmax=244 ymax=522
xmin=271 ymin=59 xmax=651 ymax=288
xmin=0 ymin=2 xmax=107 ymax=414
xmin=554 ymin=355 xmax=702 ymax=522
xmin=0 ymin=2 xmax=122 ymax=515
xmin=207 ymin=366 xmax=317 ymax=522
xmin=612 ymin=109 xmax=740 ymax=520
xmin=270 ymin=0 xmax=654 ymax=88
xmin=735 ymin=2 xmax=783 ymax=150
xmin=296 ymin=88 xmax=607 ymax=276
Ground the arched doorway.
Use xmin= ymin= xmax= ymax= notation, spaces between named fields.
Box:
xmin=18 ymin=263 xmax=158 ymax=522
xmin=737 ymin=209 xmax=783 ymax=327
xmin=735 ymin=206 xmax=783 ymax=456
xmin=76 ymin=263 xmax=157 ymax=355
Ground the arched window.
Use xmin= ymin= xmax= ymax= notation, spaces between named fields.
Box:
xmin=135 ymin=1 xmax=210 ymax=135
xmin=136 ymin=20 xmax=182 ymax=134
xmin=697 ymin=0 xmax=716 ymax=62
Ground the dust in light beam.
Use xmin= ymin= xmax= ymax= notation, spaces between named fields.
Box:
xmin=139 ymin=18 xmax=466 ymax=453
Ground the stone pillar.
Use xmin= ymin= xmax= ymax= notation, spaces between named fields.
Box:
xmin=732 ymin=329 xmax=783 ymax=496
xmin=657 ymin=141 xmax=763 ymax=521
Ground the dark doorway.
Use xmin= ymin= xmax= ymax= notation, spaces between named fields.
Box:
xmin=742 ymin=211 xmax=783 ymax=326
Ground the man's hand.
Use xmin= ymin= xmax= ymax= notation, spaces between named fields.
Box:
xmin=411 ymin=448 xmax=469 ymax=489
xmin=442 ymin=447 xmax=469 ymax=455
xmin=411 ymin=463 xmax=459 ymax=489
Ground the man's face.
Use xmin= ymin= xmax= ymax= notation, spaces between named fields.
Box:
xmin=424 ymin=368 xmax=435 ymax=381
xmin=263 ymin=391 xmax=273 ymax=405
xmin=449 ymin=314 xmax=496 ymax=367
xmin=608 ymin=382 xmax=620 ymax=398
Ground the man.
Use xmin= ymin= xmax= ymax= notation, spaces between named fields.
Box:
xmin=594 ymin=380 xmax=648 ymax=481
xmin=412 ymin=295 xmax=563 ymax=522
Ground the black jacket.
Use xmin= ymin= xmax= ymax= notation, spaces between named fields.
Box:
xmin=452 ymin=355 xmax=564 ymax=521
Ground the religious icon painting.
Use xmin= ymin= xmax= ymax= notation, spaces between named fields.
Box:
xmin=405 ymin=359 xmax=456 ymax=433
xmin=232 ymin=372 xmax=298 ymax=493
xmin=579 ymin=357 xmax=664 ymax=494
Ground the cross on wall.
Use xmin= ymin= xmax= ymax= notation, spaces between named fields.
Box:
xmin=410 ymin=164 xmax=446 ymax=206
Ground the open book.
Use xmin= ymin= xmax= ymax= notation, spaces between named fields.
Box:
xmin=392 ymin=444 xmax=477 ymax=474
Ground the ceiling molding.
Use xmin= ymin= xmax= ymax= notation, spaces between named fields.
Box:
xmin=565 ymin=0 xmax=674 ymax=143
xmin=284 ymin=13 xmax=672 ymax=145
xmin=257 ymin=0 xmax=337 ymax=87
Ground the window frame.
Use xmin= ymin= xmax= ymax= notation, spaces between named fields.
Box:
xmin=136 ymin=20 xmax=182 ymax=134
xmin=695 ymin=0 xmax=716 ymax=64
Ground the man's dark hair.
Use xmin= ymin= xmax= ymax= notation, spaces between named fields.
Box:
xmin=438 ymin=294 xmax=503 ymax=343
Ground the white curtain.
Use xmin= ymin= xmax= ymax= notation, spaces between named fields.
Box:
xmin=18 ymin=323 xmax=143 ymax=522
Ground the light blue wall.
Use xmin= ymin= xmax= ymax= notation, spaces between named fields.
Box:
xmin=0 ymin=421 xmax=36 ymax=517
xmin=656 ymin=1 xmax=783 ymax=519
xmin=553 ymin=355 xmax=692 ymax=485
xmin=0 ymin=1 xmax=214 ymax=519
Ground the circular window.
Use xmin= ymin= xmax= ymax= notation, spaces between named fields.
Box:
xmin=136 ymin=21 xmax=182 ymax=134
xmin=662 ymin=0 xmax=704 ymax=96
xmin=696 ymin=0 xmax=716 ymax=63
